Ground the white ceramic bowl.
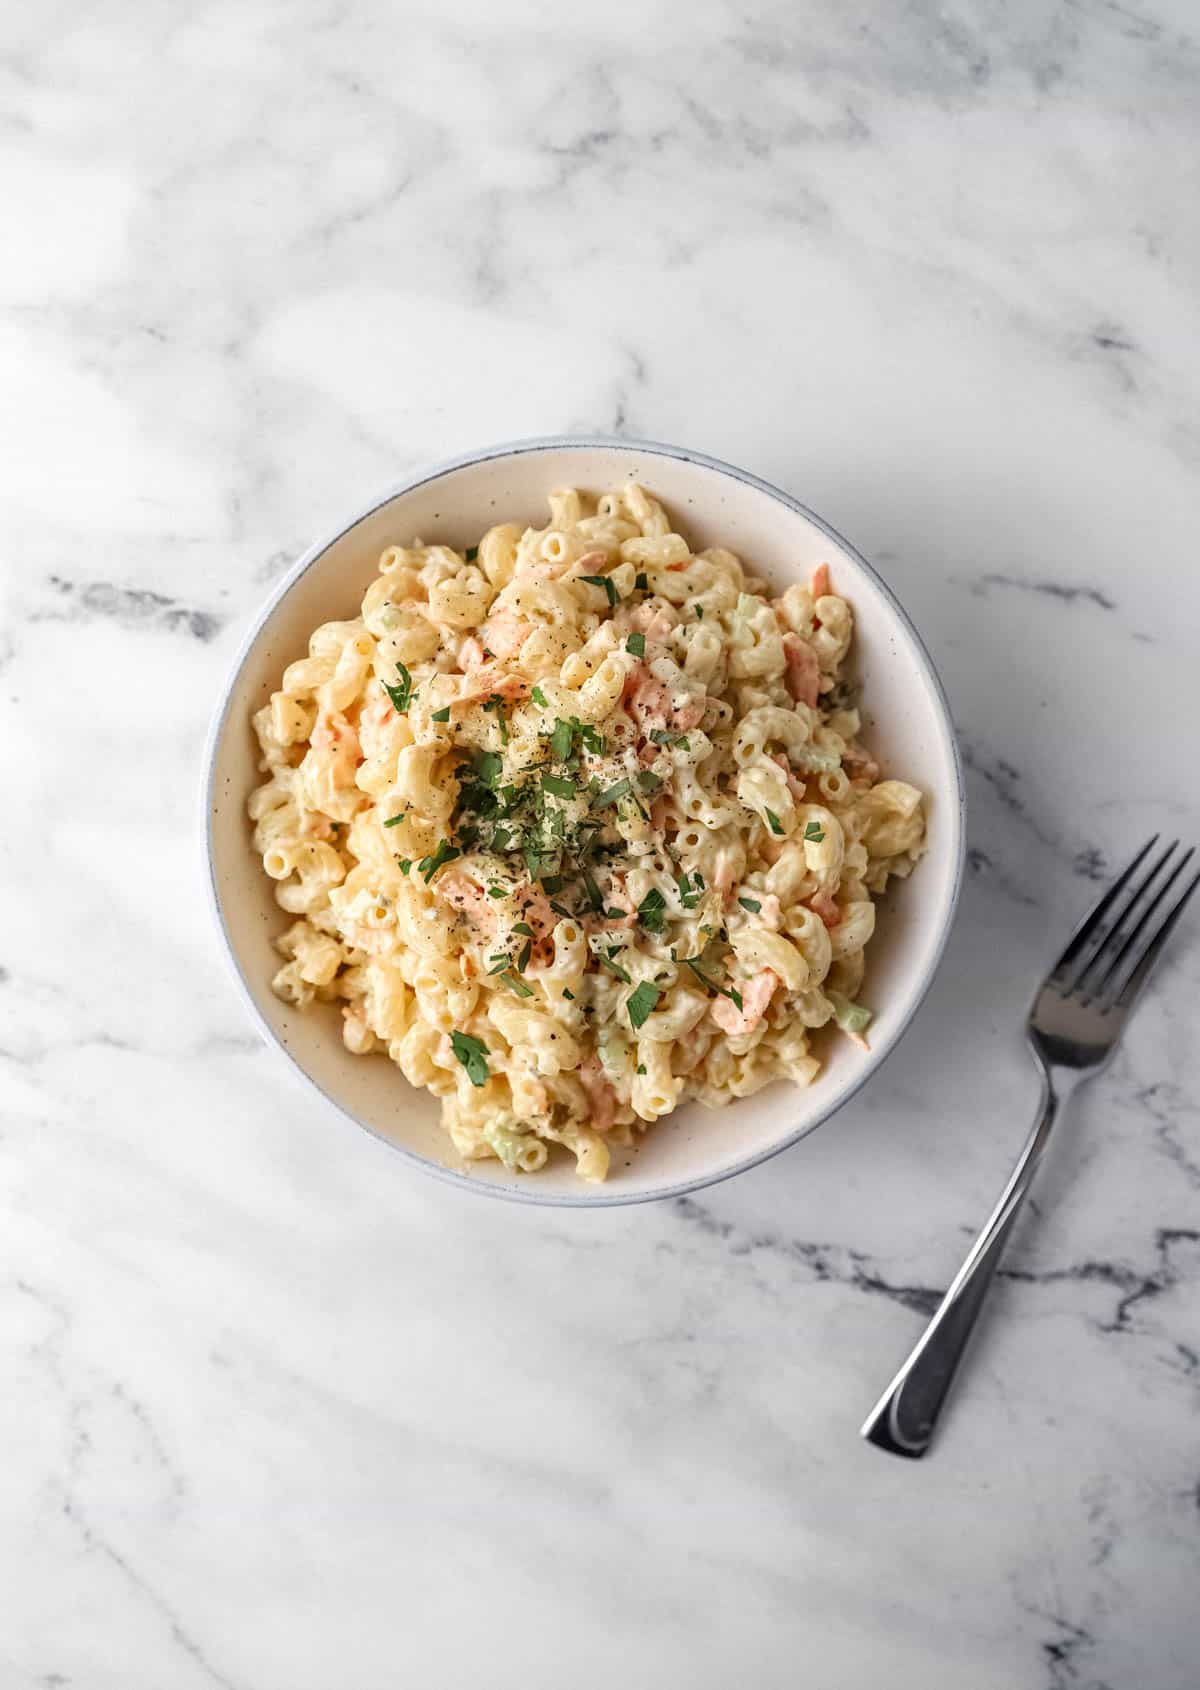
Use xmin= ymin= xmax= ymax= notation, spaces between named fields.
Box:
xmin=204 ymin=437 xmax=964 ymax=1207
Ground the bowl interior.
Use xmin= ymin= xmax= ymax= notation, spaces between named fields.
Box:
xmin=206 ymin=440 xmax=963 ymax=1205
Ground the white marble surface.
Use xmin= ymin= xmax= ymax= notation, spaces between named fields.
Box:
xmin=3 ymin=2 xmax=1199 ymax=1684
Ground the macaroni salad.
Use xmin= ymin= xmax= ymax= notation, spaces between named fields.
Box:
xmin=250 ymin=485 xmax=925 ymax=1181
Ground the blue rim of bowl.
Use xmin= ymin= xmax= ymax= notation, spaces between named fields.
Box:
xmin=202 ymin=434 xmax=966 ymax=1208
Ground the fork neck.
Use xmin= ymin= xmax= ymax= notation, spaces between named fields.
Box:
xmin=1030 ymin=1045 xmax=1091 ymax=1104
xmin=1043 ymin=1064 xmax=1085 ymax=1102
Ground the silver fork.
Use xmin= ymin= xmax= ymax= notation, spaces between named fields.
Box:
xmin=861 ymin=835 xmax=1199 ymax=1459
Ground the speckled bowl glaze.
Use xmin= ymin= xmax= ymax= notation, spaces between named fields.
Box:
xmin=203 ymin=437 xmax=965 ymax=1206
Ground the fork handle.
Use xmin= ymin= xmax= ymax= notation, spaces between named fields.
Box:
xmin=861 ymin=1073 xmax=1065 ymax=1457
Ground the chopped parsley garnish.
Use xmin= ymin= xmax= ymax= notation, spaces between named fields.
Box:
xmin=417 ymin=840 xmax=460 ymax=882
xmin=487 ymin=885 xmax=506 ymax=898
xmin=383 ymin=660 xmax=414 ymax=713
xmin=695 ymin=606 xmax=704 ymax=620
xmin=636 ymin=1063 xmax=647 ymax=1074
xmin=383 ymin=813 xmax=405 ymax=828
xmin=580 ymin=573 xmax=618 ymax=606
xmin=593 ymin=777 xmax=632 ymax=808
xmin=398 ymin=859 xmax=412 ymax=874
xmin=455 ymin=751 xmax=504 ymax=819
xmin=541 ymin=874 xmax=564 ymax=894
xmin=481 ymin=696 xmax=509 ymax=743
xmin=474 ymin=750 xmax=503 ymax=788
xmin=677 ymin=872 xmax=701 ymax=910
xmin=431 ymin=706 xmax=451 ymax=723
xmin=682 ymin=955 xmax=743 ymax=1010
xmin=516 ymin=939 xmax=532 ymax=973
xmin=626 ymin=632 xmax=646 ymax=657
xmin=738 ymin=896 xmax=762 ymax=914
xmin=636 ymin=770 xmax=662 ymax=794
xmin=598 ymin=953 xmax=632 ymax=983
xmin=511 ymin=922 xmax=533 ymax=936
xmin=635 ymin=572 xmax=649 ymax=591
xmin=804 ymin=821 xmax=826 ymax=842
xmin=581 ymin=870 xmax=605 ymax=915
xmin=464 ymin=545 xmax=479 ymax=562
xmin=604 ymin=907 xmax=625 ymax=920
xmin=499 ymin=972 xmax=533 ymax=998
xmin=562 ymin=988 xmax=575 ymax=1001
xmin=531 ymin=684 xmax=549 ymax=707
xmin=626 ymin=981 xmax=661 ymax=1029
xmin=649 ymin=729 xmax=680 ymax=747
xmin=443 ymin=706 xmax=620 ymax=892
xmin=450 ymin=1030 xmax=490 ymax=1086
xmin=544 ymin=715 xmax=605 ymax=764
xmin=637 ymin=888 xmax=667 ymax=934
xmin=765 ymin=808 xmax=785 ymax=836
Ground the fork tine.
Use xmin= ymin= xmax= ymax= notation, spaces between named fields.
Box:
xmin=1051 ymin=834 xmax=1159 ymax=982
xmin=1089 ymin=846 xmax=1196 ymax=1003
xmin=1113 ymin=868 xmax=1200 ymax=1011
xmin=1071 ymin=838 xmax=1180 ymax=996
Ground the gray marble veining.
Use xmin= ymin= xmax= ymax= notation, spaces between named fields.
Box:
xmin=2 ymin=1 xmax=1199 ymax=1685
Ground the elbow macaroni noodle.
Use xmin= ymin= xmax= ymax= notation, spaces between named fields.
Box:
xmin=249 ymin=485 xmax=926 ymax=1182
